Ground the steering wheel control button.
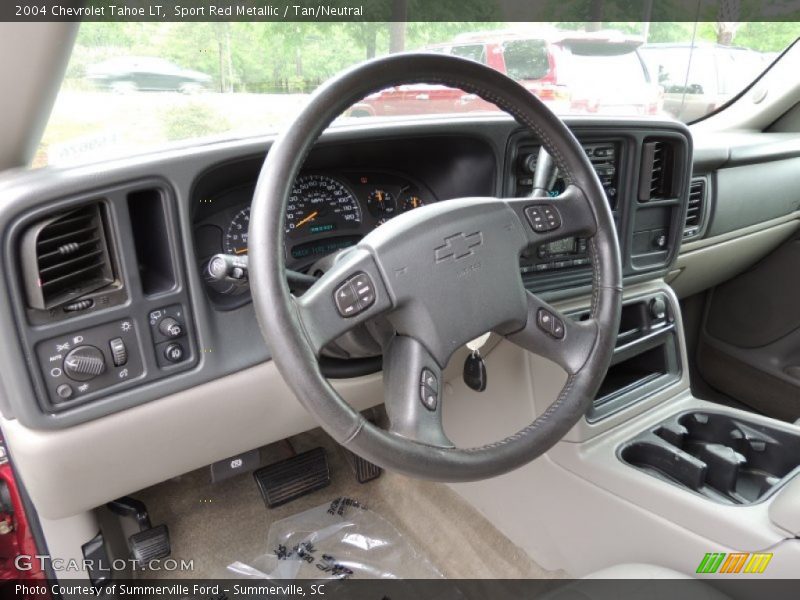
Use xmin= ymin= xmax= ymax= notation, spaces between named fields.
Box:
xmin=55 ymin=384 xmax=74 ymax=401
xmin=334 ymin=272 xmax=376 ymax=317
xmin=351 ymin=273 xmax=376 ymax=309
xmin=419 ymin=368 xmax=439 ymax=411
xmin=525 ymin=204 xmax=562 ymax=233
xmin=63 ymin=346 xmax=107 ymax=381
xmin=537 ymin=308 xmax=566 ymax=340
xmin=158 ymin=317 xmax=183 ymax=339
xmin=334 ymin=281 xmax=359 ymax=317
xmin=420 ymin=368 xmax=438 ymax=390
xmin=164 ymin=343 xmax=186 ymax=364
xmin=109 ymin=337 xmax=128 ymax=367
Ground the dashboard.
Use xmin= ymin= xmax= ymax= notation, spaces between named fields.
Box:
xmin=0 ymin=114 xmax=745 ymax=431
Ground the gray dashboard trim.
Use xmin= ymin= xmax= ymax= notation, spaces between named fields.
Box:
xmin=0 ymin=115 xmax=687 ymax=430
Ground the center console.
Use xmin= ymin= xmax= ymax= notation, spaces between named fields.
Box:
xmin=622 ymin=411 xmax=800 ymax=505
xmin=505 ymin=125 xmax=693 ymax=295
xmin=572 ymin=292 xmax=682 ymax=422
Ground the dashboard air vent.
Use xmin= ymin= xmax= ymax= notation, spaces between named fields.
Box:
xmin=684 ymin=178 xmax=707 ymax=239
xmin=639 ymin=140 xmax=674 ymax=201
xmin=20 ymin=203 xmax=114 ymax=310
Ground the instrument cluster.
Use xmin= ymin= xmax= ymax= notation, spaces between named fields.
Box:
xmin=195 ymin=170 xmax=436 ymax=277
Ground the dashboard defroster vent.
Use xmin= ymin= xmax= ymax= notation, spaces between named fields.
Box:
xmin=684 ymin=178 xmax=707 ymax=239
xmin=20 ymin=203 xmax=114 ymax=310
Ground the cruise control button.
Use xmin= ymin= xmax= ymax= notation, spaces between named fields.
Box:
xmin=334 ymin=282 xmax=359 ymax=317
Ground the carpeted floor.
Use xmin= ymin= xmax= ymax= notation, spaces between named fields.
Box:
xmin=135 ymin=428 xmax=565 ymax=580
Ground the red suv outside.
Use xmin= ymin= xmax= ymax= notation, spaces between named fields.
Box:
xmin=349 ymin=29 xmax=662 ymax=118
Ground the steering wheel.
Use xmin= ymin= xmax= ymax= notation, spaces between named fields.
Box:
xmin=249 ymin=53 xmax=621 ymax=482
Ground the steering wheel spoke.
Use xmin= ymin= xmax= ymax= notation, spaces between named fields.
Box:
xmin=508 ymin=292 xmax=599 ymax=375
xmin=294 ymin=248 xmax=393 ymax=355
xmin=382 ymin=335 xmax=454 ymax=448
xmin=509 ymin=184 xmax=599 ymax=246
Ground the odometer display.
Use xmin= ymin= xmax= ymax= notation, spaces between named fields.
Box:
xmin=286 ymin=175 xmax=361 ymax=238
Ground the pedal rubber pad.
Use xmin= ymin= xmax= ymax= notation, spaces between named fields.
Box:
xmin=253 ymin=447 xmax=330 ymax=508
xmin=344 ymin=448 xmax=382 ymax=484
xmin=129 ymin=524 xmax=170 ymax=565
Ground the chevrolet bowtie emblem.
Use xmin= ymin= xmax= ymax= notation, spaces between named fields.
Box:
xmin=434 ymin=231 xmax=483 ymax=262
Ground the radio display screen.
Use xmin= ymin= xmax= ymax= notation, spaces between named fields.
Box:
xmin=544 ymin=238 xmax=576 ymax=255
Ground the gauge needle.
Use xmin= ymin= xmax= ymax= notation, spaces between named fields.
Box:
xmin=295 ymin=210 xmax=319 ymax=229
xmin=235 ymin=248 xmax=248 ymax=255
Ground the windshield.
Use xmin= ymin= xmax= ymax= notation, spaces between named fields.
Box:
xmin=37 ymin=21 xmax=798 ymax=168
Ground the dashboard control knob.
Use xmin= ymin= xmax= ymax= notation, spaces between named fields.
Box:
xmin=109 ymin=337 xmax=128 ymax=367
xmin=521 ymin=153 xmax=538 ymax=174
xmin=56 ymin=384 xmax=74 ymax=401
xmin=650 ymin=297 xmax=667 ymax=321
xmin=158 ymin=317 xmax=183 ymax=339
xmin=63 ymin=346 xmax=106 ymax=382
xmin=164 ymin=342 xmax=185 ymax=363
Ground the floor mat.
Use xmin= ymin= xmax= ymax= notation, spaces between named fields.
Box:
xmin=135 ymin=428 xmax=566 ymax=579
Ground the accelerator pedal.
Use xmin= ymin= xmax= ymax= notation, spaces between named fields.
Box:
xmin=107 ymin=496 xmax=171 ymax=565
xmin=253 ymin=447 xmax=330 ymax=508
xmin=343 ymin=448 xmax=382 ymax=484
xmin=129 ymin=524 xmax=171 ymax=564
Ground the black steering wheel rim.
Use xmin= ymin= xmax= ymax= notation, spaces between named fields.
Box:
xmin=249 ymin=53 xmax=622 ymax=482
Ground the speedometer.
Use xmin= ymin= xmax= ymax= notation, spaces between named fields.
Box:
xmin=286 ymin=175 xmax=361 ymax=238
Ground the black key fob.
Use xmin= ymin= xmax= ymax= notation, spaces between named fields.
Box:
xmin=463 ymin=352 xmax=487 ymax=392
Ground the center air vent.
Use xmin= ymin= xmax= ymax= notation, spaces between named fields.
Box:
xmin=20 ymin=203 xmax=114 ymax=310
xmin=684 ymin=178 xmax=707 ymax=239
xmin=639 ymin=140 xmax=675 ymax=201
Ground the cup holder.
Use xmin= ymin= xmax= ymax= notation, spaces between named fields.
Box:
xmin=620 ymin=412 xmax=800 ymax=504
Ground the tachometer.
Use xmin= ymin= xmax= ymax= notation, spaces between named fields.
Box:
xmin=286 ymin=175 xmax=361 ymax=237
xmin=224 ymin=207 xmax=250 ymax=255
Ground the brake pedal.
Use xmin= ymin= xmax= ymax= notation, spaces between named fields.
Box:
xmin=107 ymin=496 xmax=171 ymax=565
xmin=343 ymin=448 xmax=382 ymax=483
xmin=253 ymin=447 xmax=330 ymax=508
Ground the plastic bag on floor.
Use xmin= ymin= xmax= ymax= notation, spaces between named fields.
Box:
xmin=228 ymin=497 xmax=442 ymax=579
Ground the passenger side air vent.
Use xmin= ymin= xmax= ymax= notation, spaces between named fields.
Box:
xmin=20 ymin=203 xmax=114 ymax=310
xmin=639 ymin=140 xmax=675 ymax=201
xmin=684 ymin=178 xmax=707 ymax=239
